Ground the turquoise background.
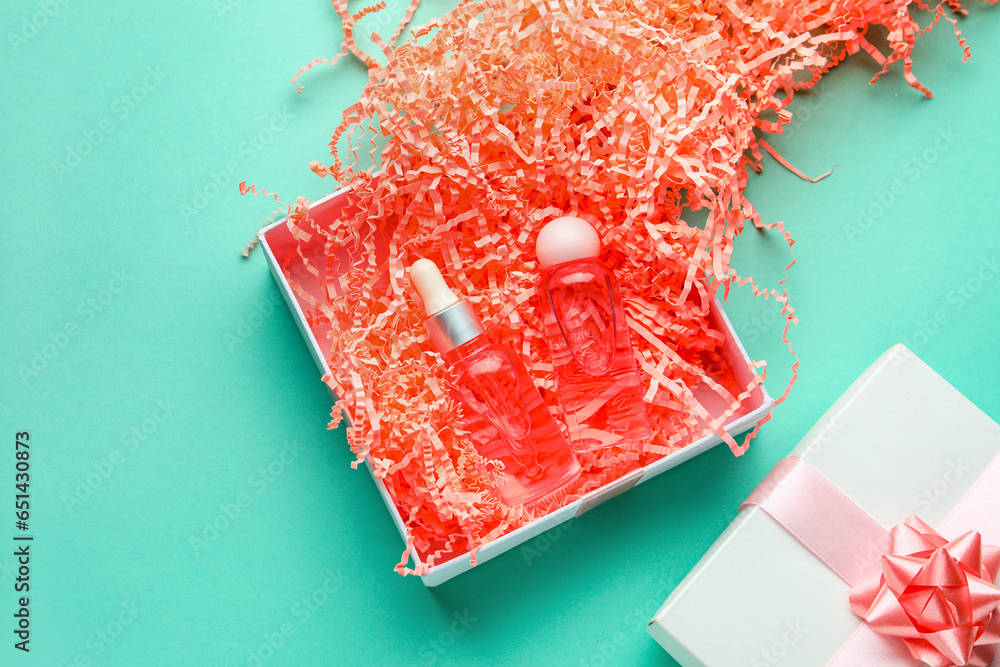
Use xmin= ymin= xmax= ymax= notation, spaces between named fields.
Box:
xmin=2 ymin=0 xmax=999 ymax=664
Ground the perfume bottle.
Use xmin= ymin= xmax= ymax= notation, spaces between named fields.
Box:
xmin=409 ymin=259 xmax=581 ymax=506
xmin=535 ymin=216 xmax=652 ymax=451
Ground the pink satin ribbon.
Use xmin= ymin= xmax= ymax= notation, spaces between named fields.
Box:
xmin=739 ymin=457 xmax=890 ymax=587
xmin=741 ymin=455 xmax=1000 ymax=667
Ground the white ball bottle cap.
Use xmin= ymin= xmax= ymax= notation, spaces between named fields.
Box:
xmin=409 ymin=258 xmax=460 ymax=316
xmin=535 ymin=216 xmax=601 ymax=269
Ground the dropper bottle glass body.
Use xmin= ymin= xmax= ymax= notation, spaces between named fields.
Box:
xmin=410 ymin=259 xmax=581 ymax=507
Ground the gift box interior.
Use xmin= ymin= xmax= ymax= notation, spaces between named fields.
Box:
xmin=259 ymin=186 xmax=774 ymax=585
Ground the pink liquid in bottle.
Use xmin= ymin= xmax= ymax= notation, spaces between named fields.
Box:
xmin=410 ymin=259 xmax=580 ymax=507
xmin=536 ymin=217 xmax=652 ymax=451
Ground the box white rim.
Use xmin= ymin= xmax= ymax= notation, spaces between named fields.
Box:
xmin=257 ymin=193 xmax=774 ymax=586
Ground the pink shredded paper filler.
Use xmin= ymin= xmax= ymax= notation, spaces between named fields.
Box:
xmin=261 ymin=0 xmax=987 ymax=574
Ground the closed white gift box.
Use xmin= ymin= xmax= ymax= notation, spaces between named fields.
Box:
xmin=648 ymin=344 xmax=1000 ymax=666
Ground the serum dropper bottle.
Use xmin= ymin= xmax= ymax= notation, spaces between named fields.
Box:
xmin=409 ymin=259 xmax=581 ymax=507
xmin=535 ymin=216 xmax=652 ymax=451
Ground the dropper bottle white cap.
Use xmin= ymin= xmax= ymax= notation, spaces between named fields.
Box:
xmin=410 ymin=259 xmax=460 ymax=316
xmin=409 ymin=259 xmax=486 ymax=353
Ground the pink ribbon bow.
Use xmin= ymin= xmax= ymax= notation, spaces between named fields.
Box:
xmin=848 ymin=516 xmax=1000 ymax=667
xmin=741 ymin=456 xmax=1000 ymax=667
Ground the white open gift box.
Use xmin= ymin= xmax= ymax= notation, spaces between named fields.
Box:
xmin=258 ymin=186 xmax=774 ymax=586
xmin=649 ymin=344 xmax=1000 ymax=665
